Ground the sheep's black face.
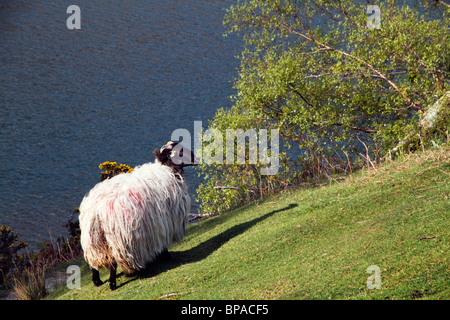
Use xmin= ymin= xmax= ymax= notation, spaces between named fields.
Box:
xmin=153 ymin=141 xmax=197 ymax=175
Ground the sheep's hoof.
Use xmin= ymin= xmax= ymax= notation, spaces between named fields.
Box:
xmin=93 ymin=279 xmax=104 ymax=287
xmin=109 ymin=282 xmax=117 ymax=291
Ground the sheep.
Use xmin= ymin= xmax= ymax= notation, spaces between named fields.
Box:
xmin=79 ymin=141 xmax=196 ymax=290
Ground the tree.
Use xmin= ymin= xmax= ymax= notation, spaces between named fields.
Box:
xmin=196 ymin=0 xmax=449 ymax=215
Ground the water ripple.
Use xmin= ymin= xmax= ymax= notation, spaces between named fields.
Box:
xmin=0 ymin=0 xmax=241 ymax=245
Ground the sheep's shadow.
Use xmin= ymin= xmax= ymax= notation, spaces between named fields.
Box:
xmin=118 ymin=203 xmax=297 ymax=288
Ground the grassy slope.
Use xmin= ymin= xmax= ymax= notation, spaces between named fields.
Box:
xmin=48 ymin=147 xmax=449 ymax=300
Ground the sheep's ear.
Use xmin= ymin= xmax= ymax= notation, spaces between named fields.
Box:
xmin=153 ymin=148 xmax=164 ymax=163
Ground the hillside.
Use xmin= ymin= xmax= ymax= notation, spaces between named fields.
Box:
xmin=48 ymin=146 xmax=449 ymax=300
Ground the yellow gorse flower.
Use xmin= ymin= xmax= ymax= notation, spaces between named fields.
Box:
xmin=99 ymin=161 xmax=134 ymax=181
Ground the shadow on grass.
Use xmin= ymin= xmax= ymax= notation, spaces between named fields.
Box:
xmin=118 ymin=203 xmax=298 ymax=289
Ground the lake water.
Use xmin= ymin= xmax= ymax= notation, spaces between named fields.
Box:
xmin=0 ymin=0 xmax=241 ymax=247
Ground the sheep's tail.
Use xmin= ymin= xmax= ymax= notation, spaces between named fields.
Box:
xmin=79 ymin=210 xmax=115 ymax=270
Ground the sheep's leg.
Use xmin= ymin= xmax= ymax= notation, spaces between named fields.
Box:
xmin=109 ymin=261 xmax=117 ymax=291
xmin=92 ymin=268 xmax=103 ymax=287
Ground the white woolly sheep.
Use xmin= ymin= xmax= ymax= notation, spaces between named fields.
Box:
xmin=79 ymin=141 xmax=196 ymax=290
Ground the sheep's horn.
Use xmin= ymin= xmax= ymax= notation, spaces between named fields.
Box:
xmin=160 ymin=141 xmax=177 ymax=153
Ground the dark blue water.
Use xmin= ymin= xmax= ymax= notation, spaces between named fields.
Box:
xmin=0 ymin=0 xmax=241 ymax=246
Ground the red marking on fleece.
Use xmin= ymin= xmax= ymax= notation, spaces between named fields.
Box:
xmin=128 ymin=189 xmax=142 ymax=202
xmin=128 ymin=189 xmax=145 ymax=212
xmin=108 ymin=199 xmax=114 ymax=215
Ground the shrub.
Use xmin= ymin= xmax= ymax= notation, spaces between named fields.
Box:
xmin=99 ymin=161 xmax=134 ymax=181
xmin=0 ymin=226 xmax=28 ymax=285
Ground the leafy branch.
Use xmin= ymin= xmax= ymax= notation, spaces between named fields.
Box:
xmin=278 ymin=7 xmax=423 ymax=112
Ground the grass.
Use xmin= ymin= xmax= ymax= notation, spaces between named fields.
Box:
xmin=47 ymin=146 xmax=449 ymax=300
xmin=12 ymin=268 xmax=47 ymax=300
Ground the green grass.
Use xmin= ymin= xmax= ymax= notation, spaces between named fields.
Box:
xmin=47 ymin=147 xmax=449 ymax=300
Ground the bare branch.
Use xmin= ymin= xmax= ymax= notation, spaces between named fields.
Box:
xmin=287 ymin=83 xmax=314 ymax=108
xmin=434 ymin=0 xmax=450 ymax=8
xmin=213 ymin=186 xmax=240 ymax=190
xmin=333 ymin=122 xmax=378 ymax=133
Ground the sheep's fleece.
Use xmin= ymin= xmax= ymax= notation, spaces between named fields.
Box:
xmin=79 ymin=162 xmax=190 ymax=274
